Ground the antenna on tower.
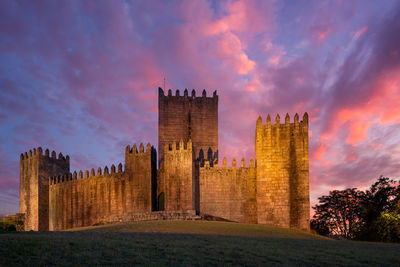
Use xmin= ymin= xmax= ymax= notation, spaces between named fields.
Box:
xmin=163 ymin=77 xmax=166 ymax=90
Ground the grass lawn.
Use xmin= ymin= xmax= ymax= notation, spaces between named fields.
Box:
xmin=1 ymin=220 xmax=399 ymax=266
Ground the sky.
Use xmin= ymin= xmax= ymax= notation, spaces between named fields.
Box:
xmin=1 ymin=0 xmax=400 ymax=216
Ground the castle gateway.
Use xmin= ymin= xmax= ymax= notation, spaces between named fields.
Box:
xmin=19 ymin=88 xmax=310 ymax=231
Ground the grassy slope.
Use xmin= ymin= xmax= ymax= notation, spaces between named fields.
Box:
xmin=1 ymin=221 xmax=399 ymax=266
xmin=68 ymin=220 xmax=325 ymax=239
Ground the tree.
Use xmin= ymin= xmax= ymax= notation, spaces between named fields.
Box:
xmin=310 ymin=217 xmax=330 ymax=236
xmin=373 ymin=200 xmax=400 ymax=242
xmin=312 ymin=188 xmax=364 ymax=239
xmin=357 ymin=176 xmax=400 ymax=241
xmin=312 ymin=176 xmax=400 ymax=242
xmin=361 ymin=177 xmax=398 ymax=222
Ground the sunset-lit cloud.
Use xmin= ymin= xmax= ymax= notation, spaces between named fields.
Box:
xmin=0 ymin=0 xmax=399 ymax=216
xmin=353 ymin=26 xmax=369 ymax=40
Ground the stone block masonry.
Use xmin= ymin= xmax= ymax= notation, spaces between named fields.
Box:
xmin=19 ymin=88 xmax=309 ymax=231
xmin=49 ymin=164 xmax=127 ymax=230
xmin=255 ymin=113 xmax=309 ymax=231
xmin=48 ymin=143 xmax=156 ymax=231
xmin=158 ymin=88 xmax=218 ymax=165
xmin=158 ymin=140 xmax=196 ymax=212
xmin=20 ymin=148 xmax=69 ymax=231
xmin=125 ymin=143 xmax=157 ymax=212
xmin=199 ymin=158 xmax=257 ymax=224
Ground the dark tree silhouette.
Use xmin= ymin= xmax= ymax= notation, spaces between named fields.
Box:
xmin=357 ymin=176 xmax=400 ymax=241
xmin=312 ymin=176 xmax=400 ymax=242
xmin=312 ymin=188 xmax=364 ymax=239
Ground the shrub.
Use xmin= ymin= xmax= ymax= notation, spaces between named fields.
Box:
xmin=374 ymin=201 xmax=400 ymax=242
xmin=0 ymin=221 xmax=17 ymax=232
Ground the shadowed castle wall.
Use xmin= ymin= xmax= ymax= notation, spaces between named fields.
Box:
xmin=255 ymin=113 xmax=309 ymax=230
xmin=125 ymin=143 xmax=157 ymax=212
xmin=158 ymin=88 xmax=218 ymax=165
xmin=49 ymin=164 xmax=125 ymax=230
xmin=20 ymin=148 xmax=69 ymax=231
xmin=157 ymin=140 xmax=196 ymax=211
xmin=199 ymin=158 xmax=257 ymax=223
xmin=49 ymin=143 xmax=155 ymax=231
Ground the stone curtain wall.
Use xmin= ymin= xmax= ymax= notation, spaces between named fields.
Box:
xmin=158 ymin=140 xmax=195 ymax=211
xmin=199 ymin=158 xmax=257 ymax=224
xmin=20 ymin=148 xmax=69 ymax=231
xmin=49 ymin=165 xmax=125 ymax=230
xmin=49 ymin=143 xmax=155 ymax=231
xmin=255 ymin=113 xmax=309 ymax=230
xmin=158 ymin=88 xmax=218 ymax=165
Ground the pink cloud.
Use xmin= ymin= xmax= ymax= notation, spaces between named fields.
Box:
xmin=215 ymin=32 xmax=256 ymax=74
xmin=322 ymin=68 xmax=400 ymax=147
xmin=346 ymin=121 xmax=371 ymax=145
xmin=313 ymin=27 xmax=331 ymax=42
xmin=312 ymin=143 xmax=325 ymax=161
xmin=353 ymin=26 xmax=368 ymax=40
xmin=265 ymin=42 xmax=287 ymax=66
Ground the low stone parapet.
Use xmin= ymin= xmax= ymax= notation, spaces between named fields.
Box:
xmin=98 ymin=210 xmax=201 ymax=225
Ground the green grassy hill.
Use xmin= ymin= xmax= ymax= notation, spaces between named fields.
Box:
xmin=1 ymin=221 xmax=399 ymax=266
xmin=69 ymin=220 xmax=325 ymax=239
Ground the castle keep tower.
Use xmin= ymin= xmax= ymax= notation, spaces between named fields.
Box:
xmin=20 ymin=148 xmax=69 ymax=231
xmin=158 ymin=88 xmax=218 ymax=164
xmin=255 ymin=113 xmax=309 ymax=231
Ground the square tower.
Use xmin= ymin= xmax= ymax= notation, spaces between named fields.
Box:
xmin=158 ymin=88 xmax=218 ymax=164
xmin=20 ymin=148 xmax=69 ymax=231
xmin=255 ymin=113 xmax=310 ymax=231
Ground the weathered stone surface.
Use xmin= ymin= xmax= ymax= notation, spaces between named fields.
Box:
xmin=48 ymin=144 xmax=156 ymax=231
xmin=20 ymin=148 xmax=69 ymax=231
xmin=158 ymin=88 xmax=218 ymax=165
xmin=99 ymin=210 xmax=200 ymax=225
xmin=255 ymin=113 xmax=310 ymax=230
xmin=158 ymin=141 xmax=195 ymax=211
xmin=199 ymin=159 xmax=257 ymax=224
xmin=19 ymin=88 xmax=309 ymax=232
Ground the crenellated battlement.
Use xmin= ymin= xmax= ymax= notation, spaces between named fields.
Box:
xmin=256 ymin=112 xmax=308 ymax=128
xmin=49 ymin=163 xmax=124 ymax=185
xmin=125 ymin=143 xmax=153 ymax=156
xmin=200 ymin=157 xmax=255 ymax=169
xmin=158 ymin=87 xmax=217 ymax=100
xmin=20 ymin=147 xmax=69 ymax=163
xmin=164 ymin=139 xmax=193 ymax=153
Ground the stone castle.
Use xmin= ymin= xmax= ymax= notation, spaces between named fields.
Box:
xmin=19 ymin=88 xmax=310 ymax=231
